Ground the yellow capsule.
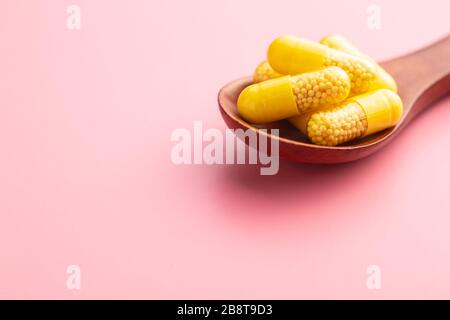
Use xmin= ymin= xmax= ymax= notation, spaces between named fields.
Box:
xmin=253 ymin=61 xmax=283 ymax=83
xmin=289 ymin=89 xmax=403 ymax=146
xmin=268 ymin=35 xmax=397 ymax=95
xmin=253 ymin=35 xmax=397 ymax=93
xmin=238 ymin=67 xmax=350 ymax=124
xmin=319 ymin=35 xmax=372 ymax=60
xmin=320 ymin=35 xmax=397 ymax=93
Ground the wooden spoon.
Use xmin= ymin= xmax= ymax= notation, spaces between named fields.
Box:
xmin=218 ymin=35 xmax=450 ymax=164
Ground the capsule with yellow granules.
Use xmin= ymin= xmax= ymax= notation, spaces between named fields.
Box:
xmin=253 ymin=61 xmax=282 ymax=83
xmin=268 ymin=35 xmax=397 ymax=95
xmin=238 ymin=66 xmax=351 ymax=124
xmin=289 ymin=89 xmax=403 ymax=146
xmin=254 ymin=35 xmax=371 ymax=83
xmin=319 ymin=35 xmax=372 ymax=60
xmin=253 ymin=35 xmax=397 ymax=93
xmin=319 ymin=35 xmax=397 ymax=93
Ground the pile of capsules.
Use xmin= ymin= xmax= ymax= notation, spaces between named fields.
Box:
xmin=237 ymin=35 xmax=403 ymax=146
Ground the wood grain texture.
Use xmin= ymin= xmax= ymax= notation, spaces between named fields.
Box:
xmin=218 ymin=35 xmax=450 ymax=164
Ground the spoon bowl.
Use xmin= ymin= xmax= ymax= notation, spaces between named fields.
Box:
xmin=218 ymin=35 xmax=450 ymax=163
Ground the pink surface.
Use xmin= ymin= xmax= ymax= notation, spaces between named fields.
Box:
xmin=0 ymin=0 xmax=449 ymax=299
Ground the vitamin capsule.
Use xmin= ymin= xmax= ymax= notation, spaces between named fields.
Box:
xmin=254 ymin=35 xmax=364 ymax=83
xmin=253 ymin=36 xmax=397 ymax=93
xmin=289 ymin=89 xmax=403 ymax=146
xmin=320 ymin=35 xmax=397 ymax=93
xmin=238 ymin=67 xmax=350 ymax=124
xmin=253 ymin=61 xmax=282 ymax=83
xmin=268 ymin=35 xmax=397 ymax=95
xmin=319 ymin=35 xmax=372 ymax=60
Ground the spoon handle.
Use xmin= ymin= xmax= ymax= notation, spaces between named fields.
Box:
xmin=382 ymin=34 xmax=450 ymax=122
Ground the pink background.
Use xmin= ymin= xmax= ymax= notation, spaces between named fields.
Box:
xmin=0 ymin=0 xmax=449 ymax=299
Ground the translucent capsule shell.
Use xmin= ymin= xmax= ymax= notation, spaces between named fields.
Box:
xmin=289 ymin=89 xmax=403 ymax=146
xmin=237 ymin=67 xmax=350 ymax=124
xmin=253 ymin=61 xmax=282 ymax=83
xmin=253 ymin=35 xmax=397 ymax=93
xmin=320 ymin=35 xmax=397 ymax=93
xmin=301 ymin=102 xmax=368 ymax=146
xmin=268 ymin=35 xmax=397 ymax=94
xmin=254 ymin=35 xmax=367 ymax=84
xmin=319 ymin=35 xmax=372 ymax=60
xmin=290 ymin=66 xmax=351 ymax=113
